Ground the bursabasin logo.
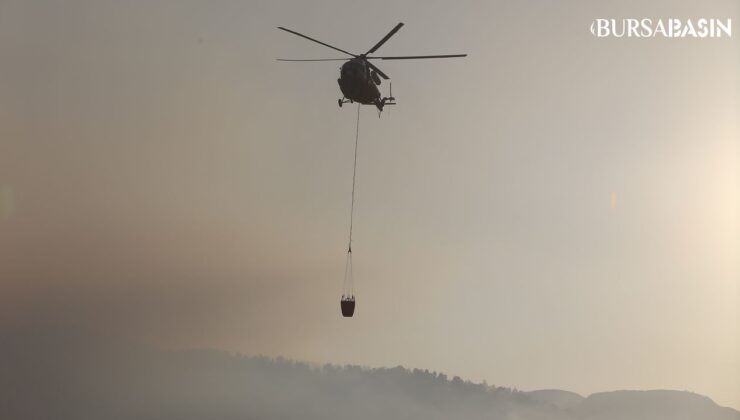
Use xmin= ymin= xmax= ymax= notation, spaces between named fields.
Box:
xmin=590 ymin=18 xmax=732 ymax=38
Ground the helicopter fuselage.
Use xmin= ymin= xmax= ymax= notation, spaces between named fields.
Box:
xmin=337 ymin=59 xmax=381 ymax=105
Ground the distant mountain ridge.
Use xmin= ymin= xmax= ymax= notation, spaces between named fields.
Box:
xmin=1 ymin=341 xmax=737 ymax=420
xmin=576 ymin=389 xmax=739 ymax=420
xmin=526 ymin=388 xmax=739 ymax=419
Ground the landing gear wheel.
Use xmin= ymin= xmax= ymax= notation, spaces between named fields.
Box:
xmin=338 ymin=98 xmax=343 ymax=108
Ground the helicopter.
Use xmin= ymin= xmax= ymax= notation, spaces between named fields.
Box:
xmin=277 ymin=23 xmax=467 ymax=111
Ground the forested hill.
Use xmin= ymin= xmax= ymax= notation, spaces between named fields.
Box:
xmin=1 ymin=344 xmax=738 ymax=420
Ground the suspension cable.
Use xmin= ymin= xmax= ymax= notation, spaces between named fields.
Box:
xmin=348 ymin=103 xmax=360 ymax=253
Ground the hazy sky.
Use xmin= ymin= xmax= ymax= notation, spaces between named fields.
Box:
xmin=1 ymin=0 xmax=738 ymax=410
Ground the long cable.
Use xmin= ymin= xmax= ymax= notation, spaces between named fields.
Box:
xmin=348 ymin=103 xmax=360 ymax=253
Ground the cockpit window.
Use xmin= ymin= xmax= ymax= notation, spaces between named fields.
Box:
xmin=342 ymin=61 xmax=364 ymax=78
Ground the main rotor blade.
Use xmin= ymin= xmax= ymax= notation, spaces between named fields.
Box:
xmin=366 ymin=61 xmax=390 ymax=80
xmin=277 ymin=27 xmax=356 ymax=58
xmin=368 ymin=54 xmax=468 ymax=60
xmin=276 ymin=58 xmax=349 ymax=61
xmin=366 ymin=22 xmax=404 ymax=55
